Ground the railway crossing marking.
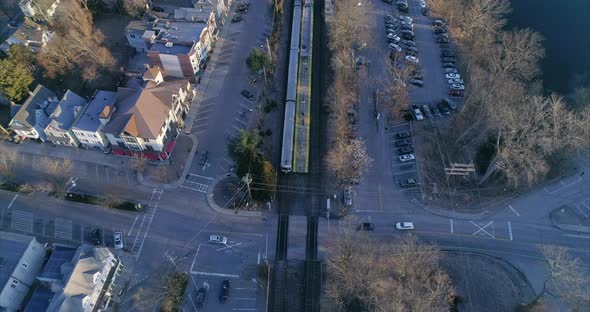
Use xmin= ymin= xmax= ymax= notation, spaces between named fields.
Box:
xmin=470 ymin=221 xmax=495 ymax=238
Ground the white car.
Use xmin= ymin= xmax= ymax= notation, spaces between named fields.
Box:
xmin=399 ymin=153 xmax=416 ymax=162
xmin=389 ymin=43 xmax=402 ymax=52
xmin=113 ymin=232 xmax=124 ymax=250
xmin=444 ymin=68 xmax=458 ymax=74
xmin=445 ymin=73 xmax=461 ymax=79
xmin=412 ymin=108 xmax=423 ymax=120
xmin=399 ymin=15 xmax=413 ymax=23
xmin=209 ymin=235 xmax=228 ymax=245
xmin=387 ymin=33 xmax=401 ymax=42
xmin=448 ymin=78 xmax=464 ymax=84
xmin=419 ymin=0 xmax=426 ymax=8
xmin=400 ymin=20 xmax=413 ymax=27
xmin=405 ymin=55 xmax=419 ymax=63
xmin=395 ymin=222 xmax=414 ymax=230
xmin=450 ymin=84 xmax=465 ymax=90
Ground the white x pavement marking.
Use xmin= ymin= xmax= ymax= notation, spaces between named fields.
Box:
xmin=470 ymin=221 xmax=495 ymax=238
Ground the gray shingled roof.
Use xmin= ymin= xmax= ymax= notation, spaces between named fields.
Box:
xmin=10 ymin=84 xmax=58 ymax=130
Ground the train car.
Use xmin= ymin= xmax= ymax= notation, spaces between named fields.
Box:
xmin=280 ymin=1 xmax=303 ymax=172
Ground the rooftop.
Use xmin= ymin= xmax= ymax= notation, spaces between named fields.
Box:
xmin=45 ymin=90 xmax=87 ymax=132
xmin=150 ymin=41 xmax=192 ymax=54
xmin=0 ymin=232 xmax=34 ymax=288
xmin=10 ymin=84 xmax=58 ymax=130
xmin=154 ymin=21 xmax=206 ymax=45
xmin=73 ymin=90 xmax=117 ymax=132
xmin=174 ymin=7 xmax=214 ymax=23
xmin=38 ymin=245 xmax=77 ymax=281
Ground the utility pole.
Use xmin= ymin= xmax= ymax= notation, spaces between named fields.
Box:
xmin=243 ymin=173 xmax=253 ymax=205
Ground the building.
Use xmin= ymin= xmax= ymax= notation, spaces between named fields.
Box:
xmin=43 ymin=90 xmax=87 ymax=147
xmin=9 ymin=84 xmax=59 ymax=141
xmin=0 ymin=232 xmax=46 ymax=312
xmin=102 ymin=67 xmax=195 ymax=156
xmin=34 ymin=245 xmax=123 ymax=312
xmin=148 ymin=19 xmax=216 ymax=81
xmin=19 ymin=0 xmax=61 ymax=22
xmin=124 ymin=20 xmax=157 ymax=52
xmin=72 ymin=90 xmax=117 ymax=150
xmin=0 ymin=18 xmax=54 ymax=53
xmin=192 ymin=0 xmax=232 ymax=24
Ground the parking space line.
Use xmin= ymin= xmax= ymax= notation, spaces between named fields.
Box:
xmin=190 ymin=271 xmax=239 ymax=278
xmin=189 ymin=174 xmax=214 ymax=180
xmin=127 ymin=215 xmax=139 ymax=236
xmin=508 ymin=205 xmax=520 ymax=217
xmin=235 ymin=298 xmax=256 ymax=300
xmin=95 ymin=165 xmax=99 ymax=177
xmin=390 ymin=122 xmax=409 ymax=128
xmin=450 ymin=219 xmax=453 ymax=233
xmin=507 ymin=221 xmax=513 ymax=241
xmin=190 ymin=244 xmax=201 ymax=272
xmin=563 ymin=234 xmax=590 ymax=239
xmin=105 ymin=167 xmax=110 ymax=182
xmin=232 ymin=309 xmax=256 ymax=311
xmin=392 ymin=169 xmax=417 ymax=175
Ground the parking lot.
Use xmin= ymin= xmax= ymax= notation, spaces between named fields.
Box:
xmin=388 ymin=123 xmax=421 ymax=193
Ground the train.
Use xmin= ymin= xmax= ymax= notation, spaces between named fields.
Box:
xmin=280 ymin=0 xmax=313 ymax=173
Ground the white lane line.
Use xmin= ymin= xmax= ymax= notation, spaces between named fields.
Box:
xmin=190 ymin=244 xmax=202 ymax=272
xmin=234 ymin=298 xmax=256 ymax=300
xmin=450 ymin=219 xmax=454 ymax=233
xmin=190 ymin=271 xmax=239 ymax=278
xmin=507 ymin=221 xmax=513 ymax=241
xmin=232 ymin=309 xmax=256 ymax=311
xmin=8 ymin=194 xmax=18 ymax=209
xmin=355 ymin=209 xmax=383 ymax=212
xmin=508 ymin=205 xmax=520 ymax=217
xmin=188 ymin=174 xmax=214 ymax=180
xmin=127 ymin=215 xmax=139 ymax=237
xmin=544 ymin=177 xmax=584 ymax=194
xmin=563 ymin=234 xmax=590 ymax=239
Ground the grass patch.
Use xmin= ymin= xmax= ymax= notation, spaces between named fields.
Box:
xmin=161 ymin=272 xmax=189 ymax=312
xmin=0 ymin=182 xmax=34 ymax=194
xmin=63 ymin=192 xmax=141 ymax=212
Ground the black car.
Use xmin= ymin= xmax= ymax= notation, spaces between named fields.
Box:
xmin=219 ymin=279 xmax=231 ymax=303
xmin=400 ymin=145 xmax=414 ymax=154
xmin=439 ymin=43 xmax=450 ymax=49
xmin=402 ymin=33 xmax=414 ymax=40
xmin=448 ymin=90 xmax=464 ymax=97
xmin=236 ymin=6 xmax=248 ymax=13
xmin=442 ymin=63 xmax=456 ymax=69
xmin=195 ymin=287 xmax=207 ymax=308
xmin=398 ymin=5 xmax=410 ymax=13
xmin=437 ymin=102 xmax=450 ymax=115
xmin=434 ymin=28 xmax=448 ymax=34
xmin=395 ymin=139 xmax=412 ymax=147
xmin=442 ymin=57 xmax=456 ymax=63
xmin=422 ymin=7 xmax=429 ymax=16
xmin=240 ymin=89 xmax=255 ymax=100
xmin=410 ymin=79 xmax=424 ymax=87
xmin=441 ymin=49 xmax=455 ymax=57
xmin=442 ymin=98 xmax=457 ymax=110
xmin=357 ymin=222 xmax=375 ymax=231
xmin=436 ymin=37 xmax=449 ymax=44
xmin=152 ymin=6 xmax=165 ymax=12
xmin=400 ymin=25 xmax=413 ymax=31
xmin=395 ymin=131 xmax=411 ymax=139
xmin=231 ymin=16 xmax=243 ymax=23
xmin=430 ymin=105 xmax=443 ymax=118
xmin=400 ymin=178 xmax=418 ymax=188
xmin=382 ymin=0 xmax=394 ymax=3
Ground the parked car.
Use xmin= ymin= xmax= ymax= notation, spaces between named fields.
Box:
xmin=343 ymin=188 xmax=353 ymax=206
xmin=419 ymin=0 xmax=426 ymax=8
xmin=441 ymin=49 xmax=455 ymax=57
xmin=396 ymin=222 xmax=415 ymax=230
xmin=444 ymin=67 xmax=458 ymax=74
xmin=436 ymin=37 xmax=449 ymax=44
xmin=437 ymin=102 xmax=451 ymax=115
xmin=441 ymin=98 xmax=457 ymax=110
xmin=449 ymin=90 xmax=463 ymax=97
xmin=231 ymin=15 xmax=243 ymax=23
xmin=152 ymin=6 xmax=165 ymax=12
xmin=240 ymin=89 xmax=255 ymax=100
xmin=400 ymin=20 xmax=413 ymax=27
xmin=395 ymin=139 xmax=412 ymax=147
xmin=448 ymin=90 xmax=464 ymax=97
xmin=400 ymin=25 xmax=413 ymax=32
xmin=400 ymin=145 xmax=414 ymax=154
xmin=195 ymin=287 xmax=207 ymax=308
xmin=405 ymin=55 xmax=419 ymax=63
xmin=401 ymin=29 xmax=415 ymax=36
xmin=439 ymin=43 xmax=450 ymax=49
xmin=402 ymin=33 xmax=415 ymax=40
xmin=421 ymin=105 xmax=433 ymax=118
xmin=357 ymin=222 xmax=375 ymax=231
xmin=442 ymin=63 xmax=456 ymax=69
xmin=399 ymin=15 xmax=413 ymax=23
xmin=400 ymin=178 xmax=418 ymax=188
xmin=405 ymin=50 xmax=418 ymax=57
xmin=433 ymin=19 xmax=446 ymax=27
xmin=219 ymin=279 xmax=231 ymax=303
xmin=434 ymin=28 xmax=448 ymax=34
xmin=395 ymin=0 xmax=407 ymax=5
xmin=398 ymin=5 xmax=409 ymax=13
xmin=448 ymin=78 xmax=464 ymax=84
xmin=405 ymin=46 xmax=418 ymax=53
xmin=450 ymin=84 xmax=465 ymax=91
xmin=445 ymin=73 xmax=461 ymax=79
xmin=402 ymin=40 xmax=416 ymax=47
xmin=436 ymin=34 xmax=449 ymax=40
xmin=209 ymin=235 xmax=228 ymax=244
xmin=442 ymin=57 xmax=456 ymax=63
xmin=113 ymin=232 xmax=124 ymax=250
xmin=410 ymin=79 xmax=424 ymax=87
xmin=388 ymin=43 xmax=402 ymax=52
xmin=422 ymin=7 xmax=429 ymax=16
xmin=412 ymin=105 xmax=423 ymax=120
xmin=396 ymin=131 xmax=411 ymax=139
xmin=387 ymin=33 xmax=401 ymax=42
xmin=400 ymin=153 xmax=416 ymax=162
xmin=430 ymin=105 xmax=443 ymax=118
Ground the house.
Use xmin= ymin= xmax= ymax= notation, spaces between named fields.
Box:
xmin=102 ymin=67 xmax=195 ymax=156
xmin=0 ymin=232 xmax=46 ymax=312
xmin=43 ymin=90 xmax=87 ymax=147
xmin=148 ymin=20 xmax=216 ymax=81
xmin=19 ymin=0 xmax=61 ymax=22
xmin=192 ymin=0 xmax=232 ymax=24
xmin=72 ymin=90 xmax=117 ymax=150
xmin=124 ymin=20 xmax=157 ymax=52
xmin=38 ymin=245 xmax=123 ymax=312
xmin=0 ymin=18 xmax=54 ymax=53
xmin=9 ymin=84 xmax=59 ymax=141
xmin=175 ymin=6 xmax=219 ymax=29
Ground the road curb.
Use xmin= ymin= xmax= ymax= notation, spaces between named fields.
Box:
xmin=205 ymin=175 xmax=264 ymax=218
xmin=549 ymin=208 xmax=590 ymax=233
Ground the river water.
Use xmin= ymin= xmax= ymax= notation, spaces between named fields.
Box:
xmin=507 ymin=0 xmax=590 ymax=94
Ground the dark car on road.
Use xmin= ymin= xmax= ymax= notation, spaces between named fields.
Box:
xmin=231 ymin=16 xmax=243 ymax=23
xmin=410 ymin=79 xmax=424 ymax=87
xmin=395 ymin=131 xmax=411 ymax=139
xmin=219 ymin=279 xmax=231 ymax=303
xmin=436 ymin=37 xmax=449 ymax=44
xmin=357 ymin=222 xmax=375 ymax=231
xmin=240 ymin=89 xmax=255 ymax=101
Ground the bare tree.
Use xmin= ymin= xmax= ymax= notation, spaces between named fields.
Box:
xmin=122 ymin=0 xmax=148 ymax=17
xmin=0 ymin=149 xmax=18 ymax=180
xmin=384 ymin=53 xmax=416 ymax=119
xmin=129 ymin=155 xmax=149 ymax=173
xmin=324 ymin=229 xmax=455 ymax=311
xmin=539 ymin=245 xmax=590 ymax=311
xmin=43 ymin=158 xmax=73 ymax=194
xmin=326 ymin=139 xmax=373 ymax=187
xmin=152 ymin=165 xmax=169 ymax=183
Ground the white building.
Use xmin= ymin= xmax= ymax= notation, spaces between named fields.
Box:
xmin=43 ymin=90 xmax=87 ymax=147
xmin=72 ymin=90 xmax=117 ymax=150
xmin=9 ymin=84 xmax=59 ymax=142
